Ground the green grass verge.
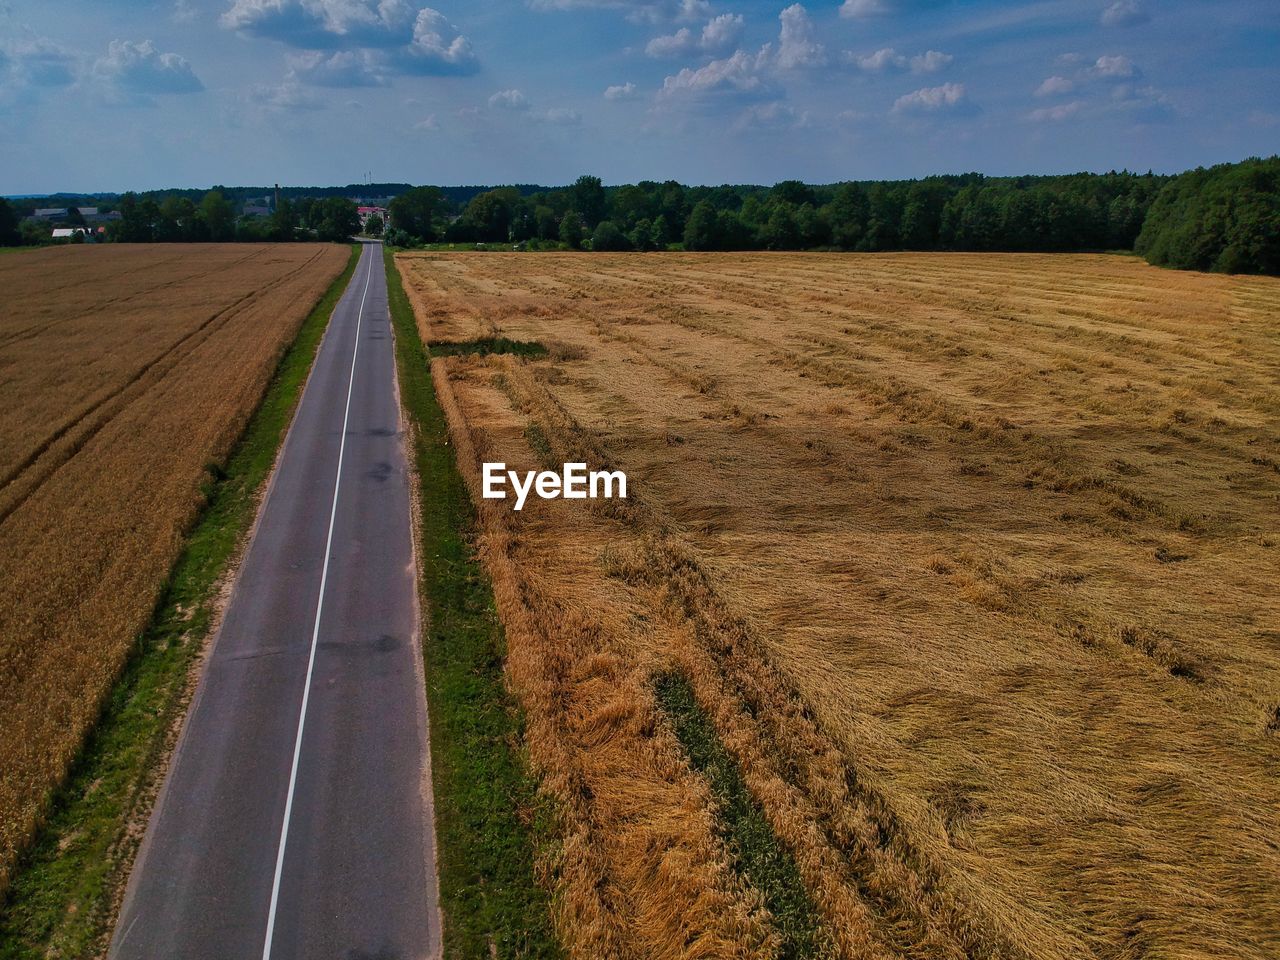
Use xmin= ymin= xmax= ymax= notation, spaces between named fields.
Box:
xmin=654 ymin=673 xmax=825 ymax=960
xmin=383 ymin=247 xmax=562 ymax=960
xmin=0 ymin=242 xmax=360 ymax=960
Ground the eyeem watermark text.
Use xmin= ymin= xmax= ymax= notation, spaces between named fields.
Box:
xmin=482 ymin=462 xmax=627 ymax=511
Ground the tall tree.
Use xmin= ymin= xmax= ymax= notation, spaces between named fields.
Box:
xmin=569 ymin=175 xmax=606 ymax=228
xmin=534 ymin=205 xmax=558 ymax=241
xmin=115 ymin=193 xmax=154 ymax=243
xmin=315 ymin=197 xmax=360 ymax=242
xmin=590 ymin=220 xmax=630 ymax=251
xmin=559 ymin=211 xmax=585 ymax=249
xmin=1136 ymin=158 xmax=1280 ymax=274
xmin=683 ymin=200 xmax=720 ymax=251
xmin=269 ymin=197 xmax=299 ymax=241
xmin=0 ymin=198 xmax=20 ymax=246
xmin=199 ymin=191 xmax=235 ymax=242
xmin=388 ymin=186 xmax=442 ymax=242
xmin=463 ymin=188 xmax=519 ymax=241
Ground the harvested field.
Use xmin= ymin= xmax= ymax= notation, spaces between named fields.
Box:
xmin=0 ymin=243 xmax=349 ymax=891
xmin=397 ymin=251 xmax=1280 ymax=960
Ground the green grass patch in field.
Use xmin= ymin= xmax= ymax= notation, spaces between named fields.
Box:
xmin=654 ymin=672 xmax=826 ymax=960
xmin=0 ymin=243 xmax=360 ymax=960
xmin=384 ymin=247 xmax=561 ymax=959
xmin=523 ymin=425 xmax=554 ymax=468
xmin=429 ymin=337 xmax=548 ymax=359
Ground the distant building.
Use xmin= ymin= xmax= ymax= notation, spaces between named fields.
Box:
xmin=242 ymin=196 xmax=274 ymax=217
xmin=51 ymin=227 xmax=102 ymax=241
xmin=28 ymin=207 xmax=117 ymax=224
xmin=357 ymin=205 xmax=388 ymax=227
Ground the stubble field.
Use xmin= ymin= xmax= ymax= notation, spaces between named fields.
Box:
xmin=398 ymin=251 xmax=1280 ymax=960
xmin=0 ymin=243 xmax=349 ymax=892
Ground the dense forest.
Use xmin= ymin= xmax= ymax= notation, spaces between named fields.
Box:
xmin=2 ymin=156 xmax=1277 ymax=275
xmin=391 ymin=171 xmax=1164 ymax=254
xmin=1135 ymin=158 xmax=1280 ymax=274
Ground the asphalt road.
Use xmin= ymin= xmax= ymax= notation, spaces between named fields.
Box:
xmin=110 ymin=241 xmax=439 ymax=960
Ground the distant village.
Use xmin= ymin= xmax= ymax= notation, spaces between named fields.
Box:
xmin=19 ymin=194 xmax=390 ymax=242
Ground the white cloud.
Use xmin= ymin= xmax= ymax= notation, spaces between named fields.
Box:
xmin=659 ymin=46 xmax=774 ymax=99
xmin=413 ymin=114 xmax=438 ymax=129
xmin=221 ymin=2 xmax=477 ymax=75
xmin=1101 ymin=0 xmax=1149 ymax=27
xmin=401 ymin=7 xmax=477 ymax=74
xmin=483 ymin=88 xmax=580 ymax=125
xmin=604 ymin=81 xmax=638 ymax=99
xmin=533 ymin=106 xmax=582 ymax=124
xmin=173 ymin=0 xmax=198 ymax=22
xmin=892 ymin=80 xmax=967 ymax=113
xmin=528 ymin=0 xmax=709 ymax=22
xmin=700 ymin=13 xmax=744 ymax=53
xmin=222 ymin=0 xmax=416 ymax=48
xmin=910 ymin=49 xmax=951 ymax=73
xmin=840 ymin=0 xmax=952 ymax=18
xmin=656 ymin=5 xmax=836 ymax=108
xmin=646 ymin=27 xmax=696 ymax=57
xmin=840 ymin=0 xmax=888 ymax=15
xmin=2 ymin=36 xmax=77 ymax=88
xmin=289 ymin=49 xmax=387 ymax=85
xmin=777 ymin=4 xmax=825 ymax=69
xmin=248 ymin=78 xmax=323 ymax=110
xmin=489 ymin=87 xmax=529 ymax=109
xmin=734 ymin=99 xmax=809 ymax=131
xmin=94 ymin=39 xmax=203 ymax=94
xmin=1035 ymin=74 xmax=1074 ymax=96
xmin=646 ymin=13 xmax=743 ymax=58
xmin=1110 ymin=83 xmax=1174 ymax=121
xmin=847 ymin=46 xmax=950 ymax=74
xmin=1028 ymin=100 xmax=1081 ymax=121
xmin=849 ymin=47 xmax=905 ymax=71
xmin=1091 ymin=54 xmax=1136 ymax=78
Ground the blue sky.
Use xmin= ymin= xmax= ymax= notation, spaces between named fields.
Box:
xmin=1 ymin=0 xmax=1277 ymax=192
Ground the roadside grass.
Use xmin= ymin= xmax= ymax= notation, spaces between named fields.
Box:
xmin=384 ymin=247 xmax=562 ymax=960
xmin=0 ymin=243 xmax=360 ymax=960
xmin=654 ymin=673 xmax=826 ymax=960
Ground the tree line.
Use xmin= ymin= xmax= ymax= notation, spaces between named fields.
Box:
xmin=389 ymin=173 xmax=1160 ymax=253
xmin=0 ymin=191 xmax=361 ymax=246
xmin=383 ymin=158 xmax=1276 ymax=274
xmin=108 ymin=192 xmax=361 ymax=243
xmin=3 ymin=156 xmax=1275 ymax=274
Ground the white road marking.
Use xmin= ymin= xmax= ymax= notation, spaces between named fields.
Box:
xmin=261 ymin=245 xmax=375 ymax=960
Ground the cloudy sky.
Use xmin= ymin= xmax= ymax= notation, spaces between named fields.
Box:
xmin=2 ymin=0 xmax=1277 ymax=192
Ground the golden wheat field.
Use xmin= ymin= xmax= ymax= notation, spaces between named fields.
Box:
xmin=398 ymin=251 xmax=1280 ymax=960
xmin=0 ymin=243 xmax=348 ymax=891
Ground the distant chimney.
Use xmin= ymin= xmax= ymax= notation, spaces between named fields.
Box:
xmin=274 ymin=183 xmax=280 ymax=211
